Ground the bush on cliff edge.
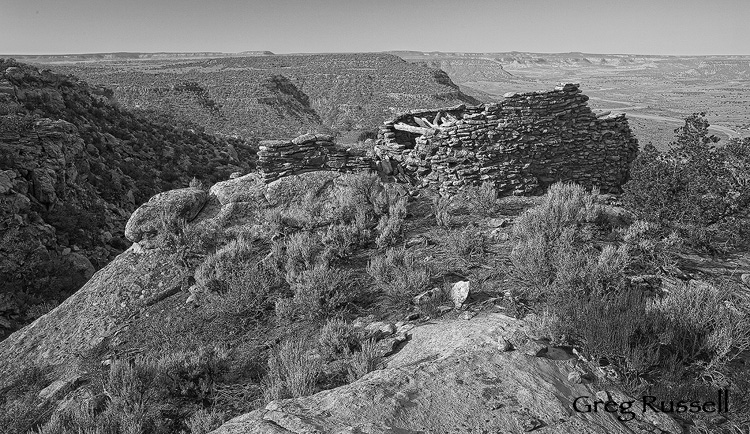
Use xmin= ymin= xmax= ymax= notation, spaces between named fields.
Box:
xmin=623 ymin=113 xmax=750 ymax=251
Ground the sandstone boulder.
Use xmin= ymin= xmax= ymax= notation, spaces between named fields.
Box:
xmin=124 ymin=187 xmax=207 ymax=243
xmin=264 ymin=171 xmax=342 ymax=207
xmin=209 ymin=173 xmax=265 ymax=206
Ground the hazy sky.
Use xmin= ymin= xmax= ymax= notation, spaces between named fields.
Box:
xmin=1 ymin=0 xmax=748 ymax=55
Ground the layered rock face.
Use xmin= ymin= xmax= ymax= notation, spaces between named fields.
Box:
xmin=376 ymin=83 xmax=639 ymax=194
xmin=256 ymin=84 xmax=639 ymax=195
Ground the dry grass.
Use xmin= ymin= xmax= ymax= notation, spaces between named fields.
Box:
xmin=263 ymin=336 xmax=323 ymax=401
xmin=185 ymin=408 xmax=226 ymax=434
xmin=375 ymin=196 xmax=408 ymax=249
xmin=318 ymin=318 xmax=360 ymax=360
xmin=347 ymin=338 xmax=380 ymax=382
xmin=367 ymin=247 xmax=431 ymax=302
xmin=288 ymin=264 xmax=356 ymax=320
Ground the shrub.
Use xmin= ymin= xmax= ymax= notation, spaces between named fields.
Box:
xmin=288 ymin=264 xmax=355 ymax=319
xmin=99 ymin=357 xmax=169 ymax=434
xmin=202 ymin=261 xmax=281 ymax=326
xmin=512 ymin=179 xmax=750 ymax=403
xmin=445 ymin=226 xmax=486 ymax=259
xmin=619 ymin=220 xmax=682 ymax=274
xmin=263 ymin=336 xmax=323 ymax=401
xmin=282 ymin=190 xmax=327 ymax=229
xmin=512 ymin=182 xmax=602 ymax=243
xmin=195 ymin=233 xmax=265 ymax=293
xmin=462 ymin=181 xmax=498 ymax=217
xmin=318 ymin=318 xmax=361 ymax=360
xmin=284 ymin=231 xmax=325 ymax=281
xmin=0 ymin=366 xmax=52 ymax=434
xmin=347 ymin=338 xmax=380 ymax=382
xmin=34 ymin=346 xmax=234 ymax=434
xmin=157 ymin=345 xmax=230 ymax=403
xmin=648 ymin=281 xmax=750 ymax=371
xmin=156 ymin=211 xmax=226 ymax=269
xmin=431 ymin=192 xmax=452 ymax=227
xmin=321 ymin=222 xmax=362 ymax=260
xmin=415 ymin=284 xmax=450 ymax=318
xmin=623 ymin=114 xmax=750 ymax=250
xmin=274 ymin=298 xmax=297 ymax=325
xmin=339 ymin=172 xmax=383 ymax=208
xmin=549 ymin=288 xmax=662 ymax=374
xmin=367 ymin=247 xmax=431 ymax=303
xmin=197 ymin=233 xmax=283 ymax=327
xmin=189 ymin=177 xmax=207 ymax=190
xmin=548 ymin=279 xmax=750 ymax=399
xmin=510 ymin=183 xmax=608 ymax=297
xmin=375 ymin=195 xmax=407 ymax=248
xmin=185 ymin=408 xmax=226 ymax=434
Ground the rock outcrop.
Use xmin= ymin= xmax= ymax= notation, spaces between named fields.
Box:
xmin=212 ymin=312 xmax=681 ymax=434
xmin=0 ymin=171 xmax=364 ymax=391
xmin=124 ymin=187 xmax=208 ymax=245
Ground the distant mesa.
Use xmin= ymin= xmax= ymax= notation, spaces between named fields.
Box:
xmin=4 ymin=51 xmax=275 ymax=62
xmin=237 ymin=51 xmax=275 ymax=56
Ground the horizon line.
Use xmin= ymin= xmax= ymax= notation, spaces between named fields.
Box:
xmin=3 ymin=50 xmax=750 ymax=58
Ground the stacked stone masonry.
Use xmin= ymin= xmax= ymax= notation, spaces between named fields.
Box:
xmin=257 ymin=133 xmax=371 ymax=182
xmin=257 ymin=84 xmax=639 ymax=194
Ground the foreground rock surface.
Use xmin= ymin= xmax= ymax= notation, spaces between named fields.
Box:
xmin=212 ymin=313 xmax=680 ymax=434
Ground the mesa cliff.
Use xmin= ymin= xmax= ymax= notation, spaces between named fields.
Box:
xmin=48 ymin=53 xmax=481 ymax=140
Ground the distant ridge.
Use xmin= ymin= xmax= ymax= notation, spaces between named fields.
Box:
xmin=4 ymin=51 xmax=275 ymax=63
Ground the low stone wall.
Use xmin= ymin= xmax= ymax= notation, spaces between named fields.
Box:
xmin=375 ymin=83 xmax=639 ymax=194
xmin=256 ymin=133 xmax=372 ymax=182
xmin=257 ymin=84 xmax=639 ymax=195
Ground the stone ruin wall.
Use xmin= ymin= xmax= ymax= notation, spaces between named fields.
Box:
xmin=375 ymin=83 xmax=639 ymax=194
xmin=256 ymin=83 xmax=639 ymax=194
xmin=257 ymin=133 xmax=371 ymax=182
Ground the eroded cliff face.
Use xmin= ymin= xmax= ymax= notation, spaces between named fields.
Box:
xmin=0 ymin=60 xmax=254 ymax=339
xmin=0 ymin=117 xmax=123 ymax=340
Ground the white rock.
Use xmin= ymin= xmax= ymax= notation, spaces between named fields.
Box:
xmin=450 ymin=281 xmax=471 ymax=308
xmin=379 ymin=323 xmax=397 ymax=336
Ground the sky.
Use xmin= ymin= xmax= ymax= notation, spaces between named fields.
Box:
xmin=1 ymin=0 xmax=748 ymax=55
